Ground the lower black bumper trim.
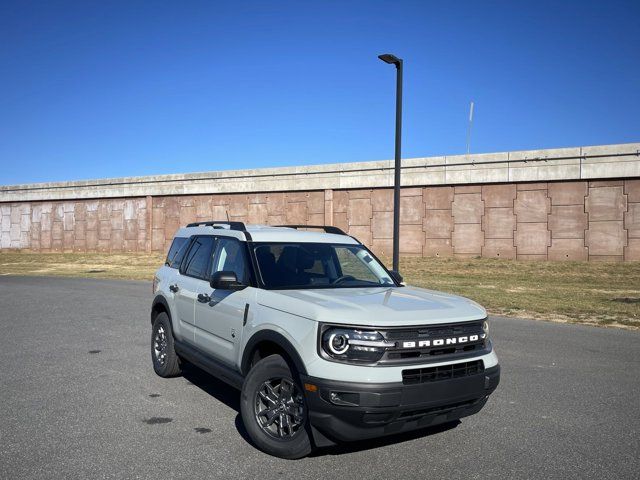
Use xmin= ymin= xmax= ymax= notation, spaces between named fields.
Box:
xmin=301 ymin=364 xmax=500 ymax=443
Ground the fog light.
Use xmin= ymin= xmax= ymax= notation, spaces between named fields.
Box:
xmin=329 ymin=391 xmax=360 ymax=406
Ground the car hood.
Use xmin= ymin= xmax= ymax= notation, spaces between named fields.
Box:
xmin=257 ymin=285 xmax=486 ymax=327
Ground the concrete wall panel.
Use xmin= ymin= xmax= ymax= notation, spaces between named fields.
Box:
xmin=515 ymin=223 xmax=550 ymax=255
xmin=452 ymin=193 xmax=484 ymax=224
xmin=625 ymin=238 xmax=640 ymax=261
xmin=332 ymin=191 xmax=348 ymax=213
xmin=285 ymin=202 xmax=307 ymax=225
xmin=424 ymin=210 xmax=453 ymax=239
xmin=306 ymin=192 xmax=325 ymax=214
xmin=452 ymin=223 xmax=483 ymax=255
xmin=400 ymin=195 xmax=423 ymax=225
xmin=266 ymin=193 xmax=285 ymax=216
xmin=333 ymin=212 xmax=348 ymax=232
xmin=585 ymin=186 xmax=627 ymax=221
xmin=482 ymin=208 xmax=515 ymax=239
xmin=372 ymin=211 xmax=393 ymax=239
xmin=424 ymin=238 xmax=453 ymax=257
xmin=626 ymin=203 xmax=640 ymax=238
xmin=371 ymin=189 xmax=393 ymax=212
xmin=625 ymin=179 xmax=640 ymax=203
xmin=586 ymin=221 xmax=626 ymax=256
xmin=548 ymin=181 xmax=587 ymax=206
xmin=347 ymin=198 xmax=372 ymax=226
xmin=399 ymin=224 xmax=424 ymax=255
xmin=514 ymin=190 xmax=550 ymax=223
xmin=548 ymin=205 xmax=587 ymax=239
xmin=482 ymin=238 xmax=516 ymax=259
xmin=424 ymin=187 xmax=453 ymax=210
xmin=548 ymin=239 xmax=588 ymax=261
xmin=371 ymin=238 xmax=393 ymax=258
xmin=482 ymin=184 xmax=516 ymax=208
xmin=247 ymin=203 xmax=268 ymax=224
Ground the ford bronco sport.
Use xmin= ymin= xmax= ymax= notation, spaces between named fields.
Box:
xmin=151 ymin=221 xmax=500 ymax=458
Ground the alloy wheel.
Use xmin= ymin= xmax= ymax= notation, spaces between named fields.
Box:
xmin=153 ymin=325 xmax=168 ymax=366
xmin=254 ymin=377 xmax=305 ymax=439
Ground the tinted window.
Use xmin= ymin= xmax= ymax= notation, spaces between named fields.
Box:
xmin=211 ymin=238 xmax=250 ymax=285
xmin=182 ymin=237 xmax=216 ymax=279
xmin=166 ymin=237 xmax=189 ymax=269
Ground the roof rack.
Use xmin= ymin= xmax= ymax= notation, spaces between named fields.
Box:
xmin=186 ymin=221 xmax=246 ymax=231
xmin=276 ymin=225 xmax=347 ymax=235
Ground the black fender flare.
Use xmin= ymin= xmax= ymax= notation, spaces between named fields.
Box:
xmin=241 ymin=330 xmax=308 ymax=377
xmin=151 ymin=294 xmax=171 ymax=324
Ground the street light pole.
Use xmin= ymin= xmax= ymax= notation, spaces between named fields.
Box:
xmin=378 ymin=53 xmax=403 ymax=273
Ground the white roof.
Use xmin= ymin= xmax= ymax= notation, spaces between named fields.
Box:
xmin=174 ymin=224 xmax=359 ymax=245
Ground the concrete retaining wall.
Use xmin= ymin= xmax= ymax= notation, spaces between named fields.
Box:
xmin=1 ymin=142 xmax=639 ymax=261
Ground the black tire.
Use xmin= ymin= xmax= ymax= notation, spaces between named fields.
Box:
xmin=240 ymin=354 xmax=313 ymax=459
xmin=151 ymin=312 xmax=182 ymax=377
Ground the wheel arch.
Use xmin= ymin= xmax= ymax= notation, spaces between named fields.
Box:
xmin=241 ymin=330 xmax=307 ymax=377
xmin=151 ymin=295 xmax=171 ymax=324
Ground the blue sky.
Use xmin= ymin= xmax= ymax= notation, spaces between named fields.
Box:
xmin=1 ymin=0 xmax=638 ymax=185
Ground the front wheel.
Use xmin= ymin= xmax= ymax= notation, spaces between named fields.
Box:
xmin=151 ymin=312 xmax=182 ymax=377
xmin=240 ymin=354 xmax=313 ymax=459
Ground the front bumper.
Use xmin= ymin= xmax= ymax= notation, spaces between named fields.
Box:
xmin=300 ymin=364 xmax=500 ymax=445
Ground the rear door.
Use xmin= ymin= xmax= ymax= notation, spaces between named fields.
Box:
xmin=194 ymin=236 xmax=252 ymax=367
xmin=173 ymin=236 xmax=217 ymax=345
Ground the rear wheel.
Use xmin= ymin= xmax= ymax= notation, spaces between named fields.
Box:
xmin=240 ymin=354 xmax=312 ymax=459
xmin=151 ymin=312 xmax=182 ymax=377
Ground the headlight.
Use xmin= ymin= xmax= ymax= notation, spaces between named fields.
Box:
xmin=327 ymin=332 xmax=350 ymax=354
xmin=320 ymin=326 xmax=394 ymax=364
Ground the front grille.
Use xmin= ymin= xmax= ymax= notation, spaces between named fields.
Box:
xmin=378 ymin=320 xmax=488 ymax=365
xmin=402 ymin=360 xmax=484 ymax=385
xmin=385 ymin=321 xmax=482 ymax=341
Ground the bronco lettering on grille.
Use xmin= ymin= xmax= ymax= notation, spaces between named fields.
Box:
xmin=401 ymin=334 xmax=485 ymax=349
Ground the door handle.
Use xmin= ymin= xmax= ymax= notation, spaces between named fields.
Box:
xmin=197 ymin=293 xmax=211 ymax=303
xmin=169 ymin=284 xmax=179 ymax=293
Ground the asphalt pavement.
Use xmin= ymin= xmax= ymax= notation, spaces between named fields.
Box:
xmin=0 ymin=276 xmax=638 ymax=479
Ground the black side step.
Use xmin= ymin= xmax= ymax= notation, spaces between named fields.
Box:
xmin=174 ymin=340 xmax=244 ymax=390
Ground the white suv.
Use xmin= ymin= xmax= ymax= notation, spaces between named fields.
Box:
xmin=151 ymin=221 xmax=500 ymax=459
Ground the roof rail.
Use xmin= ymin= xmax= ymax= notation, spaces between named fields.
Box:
xmin=186 ymin=221 xmax=246 ymax=231
xmin=276 ymin=225 xmax=347 ymax=235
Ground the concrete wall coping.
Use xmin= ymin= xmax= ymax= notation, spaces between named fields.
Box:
xmin=1 ymin=142 xmax=638 ymax=202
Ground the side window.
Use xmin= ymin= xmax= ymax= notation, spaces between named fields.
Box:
xmin=211 ymin=238 xmax=249 ymax=285
xmin=182 ymin=236 xmax=216 ymax=280
xmin=166 ymin=237 xmax=189 ymax=269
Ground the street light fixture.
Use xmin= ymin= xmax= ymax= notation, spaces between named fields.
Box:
xmin=378 ymin=53 xmax=403 ymax=273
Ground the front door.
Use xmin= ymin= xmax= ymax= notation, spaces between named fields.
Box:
xmin=174 ymin=235 xmax=217 ymax=345
xmin=194 ymin=237 xmax=252 ymax=368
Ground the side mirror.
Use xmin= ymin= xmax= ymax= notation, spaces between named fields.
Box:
xmin=210 ymin=271 xmax=246 ymax=291
xmin=389 ymin=270 xmax=404 ymax=284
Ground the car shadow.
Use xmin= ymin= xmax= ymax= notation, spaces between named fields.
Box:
xmin=181 ymin=362 xmax=240 ymax=411
xmin=182 ymin=362 xmax=461 ymax=456
xmin=309 ymin=420 xmax=460 ymax=456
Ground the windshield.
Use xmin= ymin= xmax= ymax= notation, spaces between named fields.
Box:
xmin=253 ymin=242 xmax=395 ymax=289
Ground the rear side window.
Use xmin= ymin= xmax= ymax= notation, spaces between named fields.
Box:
xmin=166 ymin=237 xmax=189 ymax=269
xmin=182 ymin=236 xmax=216 ymax=280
